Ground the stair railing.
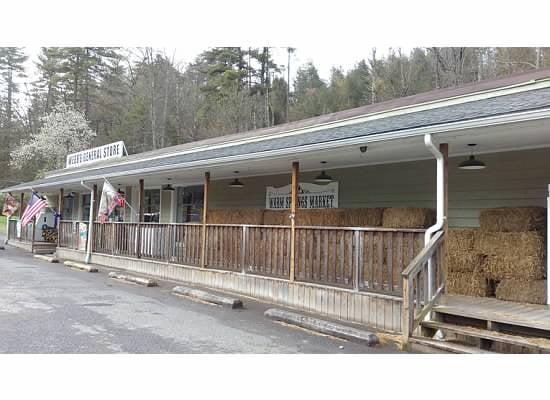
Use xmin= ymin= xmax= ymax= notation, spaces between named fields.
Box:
xmin=401 ymin=229 xmax=445 ymax=350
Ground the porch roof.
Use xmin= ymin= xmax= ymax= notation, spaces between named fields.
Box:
xmin=4 ymin=69 xmax=550 ymax=193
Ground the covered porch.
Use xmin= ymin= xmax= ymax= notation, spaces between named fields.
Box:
xmin=4 ymin=74 xmax=550 ymax=352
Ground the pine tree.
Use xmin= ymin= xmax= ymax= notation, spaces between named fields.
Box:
xmin=0 ymin=47 xmax=28 ymax=179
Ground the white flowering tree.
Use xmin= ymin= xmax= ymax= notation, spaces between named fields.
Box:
xmin=10 ymin=103 xmax=96 ymax=174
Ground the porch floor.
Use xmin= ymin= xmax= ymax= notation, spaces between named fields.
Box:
xmin=434 ymin=295 xmax=550 ymax=332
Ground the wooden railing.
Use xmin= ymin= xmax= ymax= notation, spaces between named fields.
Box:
xmin=7 ymin=218 xmax=33 ymax=242
xmin=203 ymin=224 xmax=291 ymax=278
xmin=91 ymin=222 xmax=202 ymax=265
xmin=61 ymin=221 xmax=426 ymax=296
xmin=401 ymin=230 xmax=445 ymax=349
xmin=58 ymin=220 xmax=82 ymax=249
xmin=294 ymin=227 xmax=424 ymax=293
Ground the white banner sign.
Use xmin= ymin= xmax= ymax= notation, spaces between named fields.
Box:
xmin=266 ymin=182 xmax=338 ymax=209
xmin=78 ymin=222 xmax=88 ymax=251
xmin=66 ymin=141 xmax=125 ymax=169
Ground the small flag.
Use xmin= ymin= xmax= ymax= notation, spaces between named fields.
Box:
xmin=98 ymin=180 xmax=123 ymax=223
xmin=21 ymin=192 xmax=48 ymax=226
xmin=2 ymin=193 xmax=19 ymax=217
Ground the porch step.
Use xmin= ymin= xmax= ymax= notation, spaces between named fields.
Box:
xmin=421 ymin=320 xmax=550 ymax=353
xmin=434 ymin=295 xmax=550 ymax=332
xmin=409 ymin=337 xmax=493 ymax=354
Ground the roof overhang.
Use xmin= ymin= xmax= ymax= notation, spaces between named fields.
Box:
xmin=4 ymin=79 xmax=550 ymax=194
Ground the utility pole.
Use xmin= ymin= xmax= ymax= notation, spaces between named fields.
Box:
xmin=286 ymin=47 xmax=294 ymax=123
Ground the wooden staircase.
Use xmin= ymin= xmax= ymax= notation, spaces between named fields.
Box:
xmin=408 ymin=295 xmax=550 ymax=354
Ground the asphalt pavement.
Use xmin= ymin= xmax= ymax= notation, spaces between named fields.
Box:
xmin=0 ymin=236 xmax=401 ymax=354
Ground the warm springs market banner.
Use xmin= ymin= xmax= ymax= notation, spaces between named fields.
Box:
xmin=265 ymin=182 xmax=339 ymax=210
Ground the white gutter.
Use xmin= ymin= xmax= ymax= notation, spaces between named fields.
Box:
xmin=80 ymin=181 xmax=95 ymax=264
xmin=424 ymin=134 xmax=446 ymax=300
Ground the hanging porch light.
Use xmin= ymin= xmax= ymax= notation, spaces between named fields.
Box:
xmin=315 ymin=161 xmax=333 ymax=184
xmin=229 ymin=171 xmax=244 ymax=188
xmin=459 ymin=144 xmax=486 ymax=170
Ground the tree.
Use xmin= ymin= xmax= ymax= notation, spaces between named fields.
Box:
xmin=290 ymin=62 xmax=327 ymax=119
xmin=0 ymin=47 xmax=28 ymax=181
xmin=10 ymin=103 xmax=96 ymax=174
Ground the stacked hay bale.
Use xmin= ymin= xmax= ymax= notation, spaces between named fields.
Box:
xmin=382 ymin=207 xmax=436 ymax=229
xmin=207 ymin=208 xmax=264 ymax=225
xmin=262 ymin=210 xmax=289 ymax=225
xmin=261 ymin=208 xmax=384 ymax=227
xmin=477 ymin=207 xmax=546 ymax=305
xmin=446 ymin=228 xmax=490 ymax=297
xmin=341 ymin=208 xmax=384 ymax=227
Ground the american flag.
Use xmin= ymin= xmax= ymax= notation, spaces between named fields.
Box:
xmin=21 ymin=192 xmax=48 ymax=226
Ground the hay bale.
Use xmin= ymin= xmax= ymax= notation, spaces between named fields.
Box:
xmin=479 ymin=207 xmax=546 ymax=232
xmin=495 ymin=279 xmax=547 ymax=305
xmin=476 ymin=231 xmax=545 ymax=280
xmin=295 ymin=209 xmax=327 ymax=226
xmin=262 ymin=210 xmax=290 ymax=226
xmin=341 ymin=208 xmax=383 ymax=227
xmin=322 ymin=209 xmax=347 ymax=227
xmin=208 ymin=208 xmax=264 ymax=225
xmin=447 ymin=228 xmax=477 ymax=252
xmin=447 ymin=253 xmax=487 ymax=273
xmin=446 ymin=272 xmax=490 ymax=297
xmin=445 ymin=228 xmax=486 ymax=273
xmin=381 ymin=208 xmax=436 ymax=229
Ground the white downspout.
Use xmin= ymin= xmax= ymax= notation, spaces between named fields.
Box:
xmin=424 ymin=134 xmax=446 ymax=298
xmin=80 ymin=181 xmax=95 ymax=264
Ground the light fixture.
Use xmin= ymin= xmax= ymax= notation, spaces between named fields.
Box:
xmin=315 ymin=161 xmax=333 ymax=184
xmin=161 ymin=184 xmax=175 ymax=191
xmin=459 ymin=144 xmax=486 ymax=170
xmin=117 ymin=185 xmax=125 ymax=196
xmin=64 ymin=192 xmax=75 ymax=199
xmin=229 ymin=171 xmax=244 ymax=188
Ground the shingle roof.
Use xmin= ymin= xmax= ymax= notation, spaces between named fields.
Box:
xmin=4 ymin=85 xmax=550 ymax=192
xmin=42 ymin=67 xmax=550 ymax=179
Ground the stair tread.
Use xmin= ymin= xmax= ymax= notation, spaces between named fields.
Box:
xmin=421 ymin=320 xmax=550 ymax=351
xmin=409 ymin=337 xmax=494 ymax=354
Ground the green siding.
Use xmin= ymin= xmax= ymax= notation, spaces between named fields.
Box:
xmin=210 ymin=148 xmax=550 ymax=228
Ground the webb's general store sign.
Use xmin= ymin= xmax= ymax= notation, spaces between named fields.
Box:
xmin=266 ymin=182 xmax=339 ymax=209
xmin=66 ymin=141 xmax=125 ymax=169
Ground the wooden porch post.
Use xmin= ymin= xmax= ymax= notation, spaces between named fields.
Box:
xmin=58 ymin=188 xmax=64 ymax=247
xmin=137 ymin=179 xmax=144 ymax=258
xmin=201 ymin=172 xmax=210 ymax=268
xmin=440 ymin=143 xmax=449 ymax=276
xmin=31 ymin=217 xmax=36 ymax=252
xmin=92 ymin=185 xmax=98 ymax=222
xmin=58 ymin=188 xmax=64 ymax=221
xmin=19 ymin=193 xmax=24 ymax=219
xmin=289 ymin=161 xmax=299 ymax=282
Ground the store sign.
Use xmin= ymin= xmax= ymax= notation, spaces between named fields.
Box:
xmin=266 ymin=182 xmax=339 ymax=209
xmin=66 ymin=141 xmax=125 ymax=169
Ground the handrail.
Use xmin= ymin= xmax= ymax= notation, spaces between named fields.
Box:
xmin=401 ymin=229 xmax=445 ymax=350
xmin=402 ymin=230 xmax=444 ymax=278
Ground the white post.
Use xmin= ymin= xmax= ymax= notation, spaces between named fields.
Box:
xmin=547 ymin=184 xmax=549 ymax=305
xmin=80 ymin=181 xmax=95 ymax=264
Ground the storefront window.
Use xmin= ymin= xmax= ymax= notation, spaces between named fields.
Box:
xmin=144 ymin=189 xmax=160 ymax=222
xmin=176 ymin=186 xmax=204 ymax=222
xmin=81 ymin=194 xmax=91 ymax=221
xmin=63 ymin=196 xmax=75 ymax=220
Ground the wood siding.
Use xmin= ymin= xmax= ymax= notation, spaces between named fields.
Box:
xmin=209 ymin=148 xmax=550 ymax=227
